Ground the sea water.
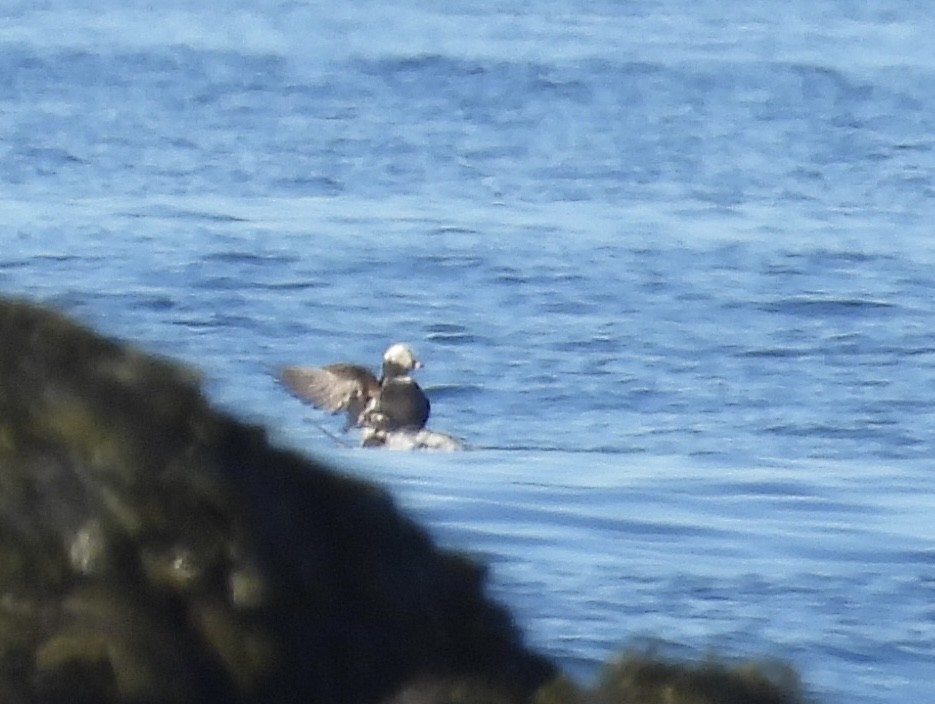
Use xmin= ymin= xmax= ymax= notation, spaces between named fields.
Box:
xmin=2 ymin=2 xmax=934 ymax=702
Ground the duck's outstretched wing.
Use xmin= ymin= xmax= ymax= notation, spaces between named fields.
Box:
xmin=278 ymin=364 xmax=378 ymax=423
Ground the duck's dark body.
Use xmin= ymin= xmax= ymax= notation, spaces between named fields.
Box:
xmin=363 ymin=377 xmax=430 ymax=431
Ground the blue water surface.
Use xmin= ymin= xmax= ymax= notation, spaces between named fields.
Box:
xmin=2 ymin=2 xmax=934 ymax=703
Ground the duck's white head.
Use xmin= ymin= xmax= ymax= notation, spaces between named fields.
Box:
xmin=382 ymin=343 xmax=422 ymax=378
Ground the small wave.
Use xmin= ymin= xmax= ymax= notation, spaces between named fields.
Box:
xmin=203 ymin=250 xmax=299 ymax=266
xmin=761 ymin=296 xmax=896 ymax=317
xmin=425 ymin=332 xmax=480 ymax=345
xmin=737 ymin=347 xmax=808 ymax=359
xmin=425 ymin=383 xmax=483 ymax=399
xmin=123 ymin=205 xmax=249 ymax=224
xmin=251 ymin=280 xmax=328 ymax=292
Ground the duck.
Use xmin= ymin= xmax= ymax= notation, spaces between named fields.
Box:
xmin=278 ymin=343 xmax=430 ymax=431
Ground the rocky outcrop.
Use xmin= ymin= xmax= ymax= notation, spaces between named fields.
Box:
xmin=0 ymin=298 xmax=808 ymax=704
xmin=0 ymin=299 xmax=552 ymax=703
xmin=385 ymin=656 xmax=804 ymax=704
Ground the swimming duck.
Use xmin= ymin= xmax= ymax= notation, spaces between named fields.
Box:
xmin=279 ymin=343 xmax=430 ymax=431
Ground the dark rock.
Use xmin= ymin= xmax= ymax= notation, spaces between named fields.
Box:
xmin=382 ymin=654 xmax=806 ymax=704
xmin=583 ymin=654 xmax=804 ymax=704
xmin=0 ymin=299 xmax=553 ymax=703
